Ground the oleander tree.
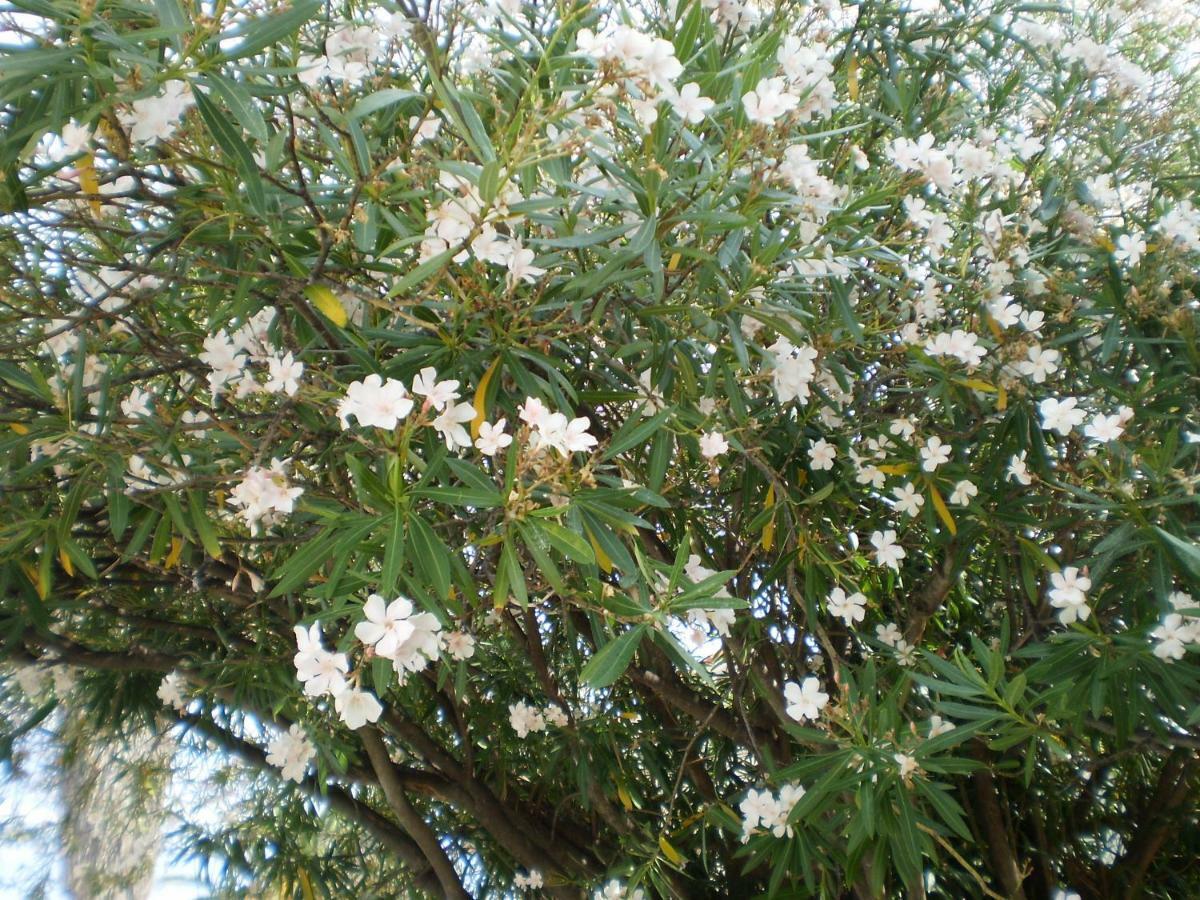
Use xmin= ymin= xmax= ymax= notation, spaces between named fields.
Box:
xmin=2 ymin=0 xmax=1200 ymax=896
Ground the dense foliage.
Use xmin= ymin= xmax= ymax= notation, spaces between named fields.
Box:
xmin=2 ymin=0 xmax=1200 ymax=896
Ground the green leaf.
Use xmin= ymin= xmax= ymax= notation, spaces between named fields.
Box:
xmin=192 ymin=87 xmax=266 ymax=213
xmin=203 ymin=73 xmax=269 ymax=144
xmin=581 ymin=624 xmax=647 ymax=688
xmin=187 ymin=491 xmax=222 ymax=560
xmin=350 ymin=88 xmax=420 ymax=120
xmin=602 ymin=408 xmax=672 ymax=461
xmin=412 ymin=485 xmax=502 ymax=508
xmin=380 ymin=509 xmax=406 ymax=596
xmin=539 ymin=520 xmax=595 ymax=565
xmin=408 ymin=514 xmax=451 ymax=600
xmin=1154 ymin=527 xmax=1200 ymax=579
xmin=218 ymin=0 xmax=320 ymax=61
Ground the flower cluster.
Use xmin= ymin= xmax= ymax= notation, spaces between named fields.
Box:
xmin=199 ymin=308 xmax=303 ymax=400
xmin=739 ymin=783 xmax=807 ymax=842
xmin=226 ymin=459 xmax=304 ymax=534
xmin=509 ymin=700 xmax=569 ymax=738
xmin=1150 ymin=592 xmax=1200 ymax=661
xmin=354 ymin=594 xmax=443 ymax=677
xmin=266 ymin=724 xmax=317 ymax=783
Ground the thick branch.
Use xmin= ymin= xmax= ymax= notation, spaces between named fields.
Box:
xmin=358 ymin=727 xmax=471 ymax=900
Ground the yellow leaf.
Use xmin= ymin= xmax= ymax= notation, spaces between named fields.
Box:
xmin=878 ymin=463 xmax=911 ymax=476
xmin=164 ymin=536 xmax=184 ymax=570
xmin=10 ymin=422 xmax=29 ymax=435
xmin=984 ymin=312 xmax=1003 ymax=341
xmin=59 ymin=546 xmax=74 ymax=577
xmin=958 ymin=378 xmax=997 ymax=393
xmin=617 ymin=783 xmax=633 ymax=812
xmin=659 ymin=835 xmax=684 ymax=865
xmin=472 ymin=357 xmax=501 ymax=439
xmin=585 ymin=527 xmax=614 ymax=574
xmin=998 ymin=386 xmax=1007 ymax=411
xmin=667 ymin=252 xmax=681 ymax=271
xmin=928 ymin=482 xmax=957 ymax=536
xmin=20 ymin=561 xmax=44 ymax=599
xmin=761 ymin=483 xmax=775 ymax=551
xmin=303 ymin=284 xmax=349 ymax=327
xmin=78 ymin=153 xmax=102 ymax=217
xmin=847 ymin=54 xmax=860 ymax=101
xmin=297 ymin=871 xmax=315 ymax=900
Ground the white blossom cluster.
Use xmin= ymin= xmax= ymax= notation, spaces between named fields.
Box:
xmin=266 ymin=724 xmax=317 ymax=783
xmin=739 ymin=782 xmax=807 ymax=842
xmin=509 ymin=699 xmax=570 ymax=738
xmin=199 ymin=308 xmax=304 ymax=399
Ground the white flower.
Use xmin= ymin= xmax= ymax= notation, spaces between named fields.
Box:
xmin=928 ymin=715 xmax=955 ymax=738
xmin=742 ymin=77 xmax=797 ymax=124
xmin=432 ymin=401 xmax=477 ymax=451
xmin=1007 ymin=452 xmax=1033 ymax=486
xmin=335 ymin=687 xmax=384 ymax=730
xmin=827 ymin=587 xmax=867 ymax=626
xmin=783 ymin=676 xmax=829 ymax=722
xmin=120 ymin=81 xmax=195 ymax=145
xmin=739 ymin=783 xmax=806 ymax=841
xmin=227 ymin=459 xmax=304 ymax=532
xmin=266 ymin=724 xmax=316 ymax=783
xmin=870 ymin=530 xmax=906 ymax=571
xmin=338 ymin=373 xmax=414 ymax=429
xmin=120 ymin=386 xmax=154 ymax=418
xmin=699 ymin=431 xmax=729 ymax=459
xmin=409 ymin=113 xmax=441 ymax=142
xmin=1113 ymin=233 xmax=1146 ymax=267
xmin=668 ymin=82 xmax=715 ymax=123
xmin=1150 ymin=614 xmax=1194 ymax=661
xmin=876 ymin=622 xmax=902 ymax=647
xmin=919 ymin=436 xmax=951 ymax=472
xmin=411 ymin=366 xmax=461 ymax=411
xmin=1016 ymin=345 xmax=1060 ymax=383
xmin=533 ymin=412 xmax=598 ymax=456
xmin=54 ymin=121 xmax=93 ymax=159
xmin=544 ymin=704 xmax=569 ymax=727
xmin=294 ymin=624 xmax=350 ymax=697
xmin=509 ymin=700 xmax=546 ymax=738
xmin=894 ymin=753 xmax=919 ymax=779
xmin=444 ymin=631 xmax=476 ymax=661
xmin=808 ymin=438 xmax=837 ymax=471
xmin=514 ymin=870 xmax=544 ymax=890
xmin=892 ymin=482 xmax=925 ymax=517
xmin=157 ymin=671 xmax=188 ymax=712
xmin=889 ymin=417 xmax=917 ymax=440
xmin=768 ymin=337 xmax=819 ymax=405
xmin=595 ymin=879 xmax=644 ymax=900
xmin=949 ymin=480 xmax=978 ymax=505
xmin=265 ymin=352 xmax=304 ymax=396
xmin=1048 ymin=566 xmax=1092 ymax=626
xmin=518 ymin=396 xmax=550 ymax=429
xmin=200 ymin=332 xmax=247 ymax=393
xmin=1084 ymin=413 xmax=1125 ymax=443
xmin=637 ymin=369 xmax=665 ymax=416
xmin=355 ymin=597 xmax=444 ymax=675
xmin=1039 ymin=397 xmax=1086 ymax=436
xmin=355 ymin=594 xmax=419 ymax=658
xmin=506 ymin=240 xmax=546 ymax=286
xmin=476 ymin=418 xmax=513 ymax=456
xmin=1169 ymin=591 xmax=1197 ymax=614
